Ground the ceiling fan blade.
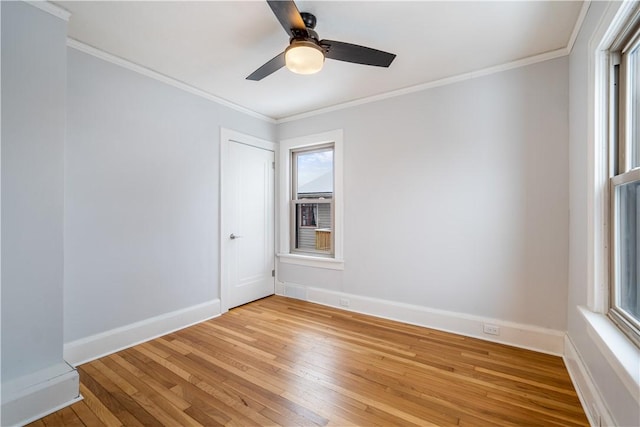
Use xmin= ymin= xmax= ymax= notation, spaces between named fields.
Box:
xmin=246 ymin=52 xmax=286 ymax=81
xmin=267 ymin=0 xmax=306 ymax=37
xmin=321 ymin=40 xmax=396 ymax=67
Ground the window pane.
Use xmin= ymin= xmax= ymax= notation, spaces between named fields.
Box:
xmin=631 ymin=46 xmax=640 ymax=168
xmin=615 ymin=179 xmax=640 ymax=323
xmin=294 ymin=201 xmax=332 ymax=254
xmin=296 ymin=149 xmax=333 ymax=198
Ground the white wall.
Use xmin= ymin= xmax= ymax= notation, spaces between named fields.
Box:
xmin=277 ymin=57 xmax=570 ymax=332
xmin=64 ymin=48 xmax=275 ymax=343
xmin=1 ymin=2 xmax=79 ymax=424
xmin=568 ymin=2 xmax=640 ymax=425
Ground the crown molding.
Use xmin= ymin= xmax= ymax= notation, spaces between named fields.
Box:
xmin=64 ymin=1 xmax=586 ymax=126
xmin=567 ymin=1 xmax=592 ymax=54
xmin=66 ymin=38 xmax=276 ymax=124
xmin=277 ymin=47 xmax=569 ymax=123
xmin=277 ymin=1 xmax=588 ymax=123
xmin=25 ymin=1 xmax=70 ymax=21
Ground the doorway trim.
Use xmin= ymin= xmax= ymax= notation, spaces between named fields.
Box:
xmin=220 ymin=128 xmax=277 ymax=313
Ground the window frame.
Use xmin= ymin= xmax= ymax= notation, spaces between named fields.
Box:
xmin=278 ymin=130 xmax=344 ymax=270
xmin=609 ymin=21 xmax=640 ymax=347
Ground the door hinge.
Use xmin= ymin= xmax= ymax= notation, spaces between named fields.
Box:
xmin=272 ymin=161 xmax=275 ymax=169
xmin=271 ymin=269 xmax=275 ymax=277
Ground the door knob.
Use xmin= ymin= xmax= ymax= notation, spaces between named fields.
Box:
xmin=230 ymin=233 xmax=242 ymax=240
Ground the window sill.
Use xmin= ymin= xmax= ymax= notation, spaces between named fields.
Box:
xmin=578 ymin=306 xmax=640 ymax=401
xmin=277 ymin=253 xmax=344 ymax=270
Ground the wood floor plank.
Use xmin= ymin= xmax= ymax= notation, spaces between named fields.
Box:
xmin=27 ymin=296 xmax=589 ymax=426
xmin=78 ymin=383 xmax=123 ymax=427
xmin=42 ymin=406 xmax=86 ymax=427
xmin=110 ymin=351 xmax=203 ymax=427
xmin=70 ymin=401 xmax=107 ymax=427
xmin=178 ymin=328 xmax=396 ymax=426
xmin=132 ymin=342 xmax=288 ymax=425
xmin=79 ymin=365 xmax=147 ymax=427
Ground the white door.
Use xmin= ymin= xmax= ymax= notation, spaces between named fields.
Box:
xmin=221 ymin=129 xmax=275 ymax=310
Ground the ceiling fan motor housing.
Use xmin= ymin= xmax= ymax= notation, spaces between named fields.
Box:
xmin=290 ymin=12 xmax=319 ymax=45
xmin=291 ymin=27 xmax=319 ymax=44
xmin=300 ymin=12 xmax=317 ymax=29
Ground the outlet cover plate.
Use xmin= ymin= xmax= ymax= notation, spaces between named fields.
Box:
xmin=483 ymin=324 xmax=500 ymax=335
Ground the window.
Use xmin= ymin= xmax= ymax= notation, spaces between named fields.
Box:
xmin=278 ymin=130 xmax=343 ymax=269
xmin=610 ymin=21 xmax=640 ymax=346
xmin=291 ymin=145 xmax=334 ymax=255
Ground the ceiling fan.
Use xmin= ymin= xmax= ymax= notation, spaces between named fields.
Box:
xmin=246 ymin=0 xmax=397 ymax=81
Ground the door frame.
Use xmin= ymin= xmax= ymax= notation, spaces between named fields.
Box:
xmin=220 ymin=128 xmax=277 ymax=313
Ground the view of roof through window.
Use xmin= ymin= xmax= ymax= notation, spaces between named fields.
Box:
xmin=296 ymin=149 xmax=333 ymax=196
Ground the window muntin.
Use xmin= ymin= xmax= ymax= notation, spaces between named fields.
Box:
xmin=611 ymin=26 xmax=640 ymax=346
xmin=290 ymin=145 xmax=334 ymax=256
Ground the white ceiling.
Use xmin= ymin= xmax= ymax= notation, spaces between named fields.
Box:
xmin=55 ymin=1 xmax=586 ymax=120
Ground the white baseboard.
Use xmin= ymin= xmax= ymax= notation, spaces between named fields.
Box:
xmin=564 ymin=335 xmax=615 ymax=427
xmin=1 ymin=362 xmax=80 ymax=426
xmin=277 ymin=282 xmax=565 ymax=355
xmin=64 ymin=299 xmax=221 ymax=366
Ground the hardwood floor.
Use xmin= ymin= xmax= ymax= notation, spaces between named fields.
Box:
xmin=30 ymin=296 xmax=588 ymax=426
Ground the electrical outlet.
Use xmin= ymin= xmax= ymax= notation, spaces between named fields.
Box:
xmin=339 ymin=298 xmax=350 ymax=307
xmin=483 ymin=324 xmax=500 ymax=335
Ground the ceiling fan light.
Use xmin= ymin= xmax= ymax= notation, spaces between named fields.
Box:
xmin=285 ymin=41 xmax=324 ymax=75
